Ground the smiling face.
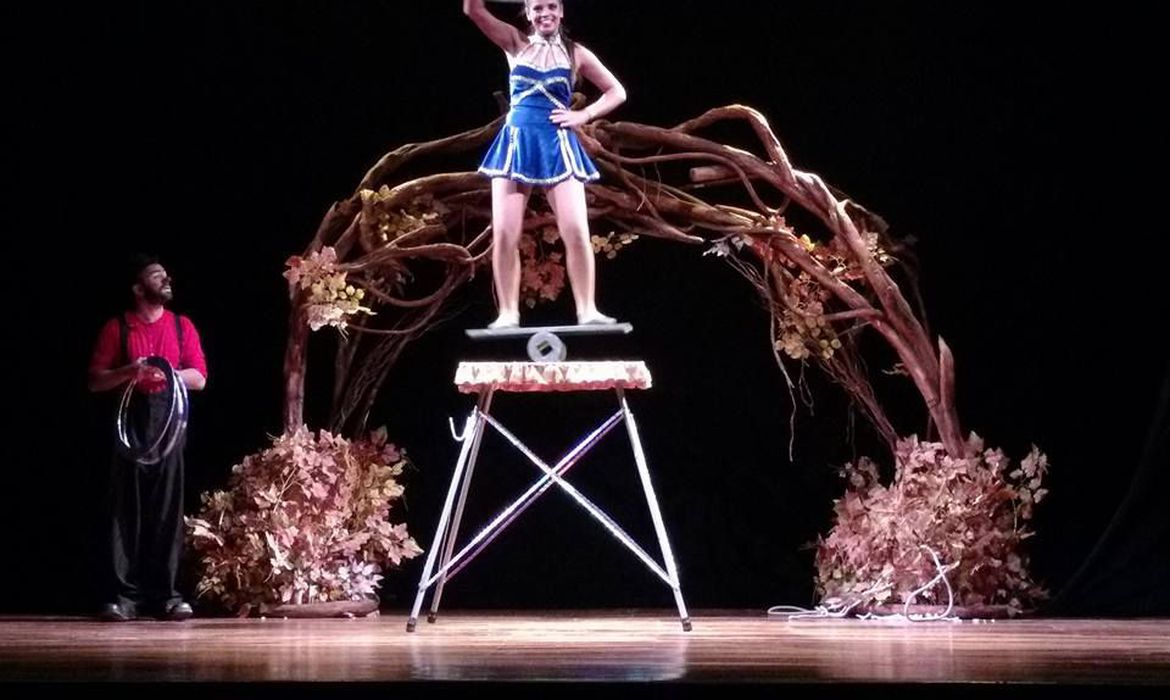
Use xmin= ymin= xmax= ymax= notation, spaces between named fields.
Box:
xmin=525 ymin=0 xmax=564 ymax=37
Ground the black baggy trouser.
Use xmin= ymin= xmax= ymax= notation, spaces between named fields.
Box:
xmin=105 ymin=393 xmax=185 ymax=612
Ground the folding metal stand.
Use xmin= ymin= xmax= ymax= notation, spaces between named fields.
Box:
xmin=406 ymin=349 xmax=690 ymax=632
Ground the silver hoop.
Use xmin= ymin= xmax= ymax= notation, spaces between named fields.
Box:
xmin=115 ymin=357 xmax=190 ymax=465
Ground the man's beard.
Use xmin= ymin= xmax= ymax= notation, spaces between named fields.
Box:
xmin=143 ymin=286 xmax=173 ymax=305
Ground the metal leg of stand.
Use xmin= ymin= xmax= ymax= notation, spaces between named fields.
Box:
xmin=618 ymin=389 xmax=692 ymax=631
xmin=406 ymin=398 xmax=486 ymax=632
xmin=478 ymin=411 xmax=673 ymax=585
xmin=428 ymin=390 xmax=493 ymax=623
xmin=433 ymin=410 xmax=625 ymax=585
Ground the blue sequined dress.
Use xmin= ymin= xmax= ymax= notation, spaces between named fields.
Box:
xmin=478 ymin=35 xmax=600 ymax=185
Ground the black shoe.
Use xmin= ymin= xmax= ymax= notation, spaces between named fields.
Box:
xmin=99 ymin=602 xmax=136 ymax=622
xmin=161 ymin=600 xmax=193 ymax=621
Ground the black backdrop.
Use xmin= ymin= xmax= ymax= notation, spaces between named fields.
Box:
xmin=5 ymin=1 xmax=1165 ymax=615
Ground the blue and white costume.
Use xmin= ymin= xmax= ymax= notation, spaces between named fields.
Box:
xmin=478 ymin=34 xmax=600 ymax=185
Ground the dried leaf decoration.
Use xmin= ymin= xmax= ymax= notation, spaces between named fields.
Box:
xmin=284 ymin=247 xmax=374 ymax=331
xmin=815 ymin=434 xmax=1049 ymax=616
xmin=185 ymin=426 xmax=422 ymax=616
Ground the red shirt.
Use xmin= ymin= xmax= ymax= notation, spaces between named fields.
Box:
xmin=90 ymin=310 xmax=209 ymax=389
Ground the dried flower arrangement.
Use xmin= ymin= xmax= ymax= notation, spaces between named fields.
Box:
xmin=816 ymin=435 xmax=1049 ymax=616
xmin=186 ymin=426 xmax=422 ymax=616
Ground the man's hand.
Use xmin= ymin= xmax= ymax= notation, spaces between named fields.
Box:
xmin=133 ymin=359 xmax=167 ymax=384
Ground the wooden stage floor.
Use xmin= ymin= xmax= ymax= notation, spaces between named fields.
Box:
xmin=1 ymin=610 xmax=1167 ymax=695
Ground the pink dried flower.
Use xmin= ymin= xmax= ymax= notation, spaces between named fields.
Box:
xmin=815 ymin=434 xmax=1049 ymax=616
xmin=185 ymin=426 xmax=423 ymax=615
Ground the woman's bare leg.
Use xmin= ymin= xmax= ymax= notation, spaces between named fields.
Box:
xmin=547 ymin=178 xmax=614 ymax=324
xmin=489 ymin=177 xmax=532 ymax=328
